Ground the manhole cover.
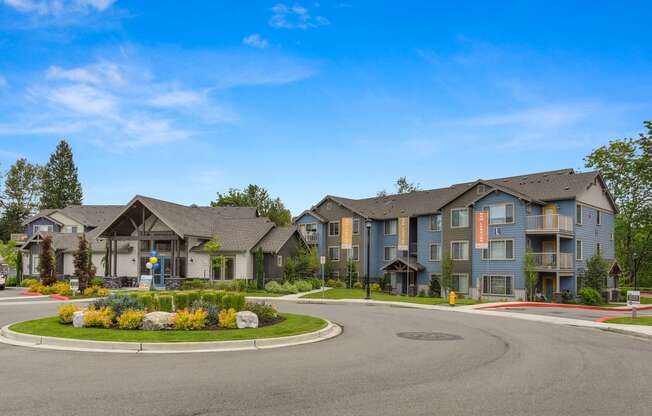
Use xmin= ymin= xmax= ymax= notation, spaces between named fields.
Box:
xmin=397 ymin=332 xmax=463 ymax=341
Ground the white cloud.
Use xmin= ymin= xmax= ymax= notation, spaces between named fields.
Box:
xmin=147 ymin=90 xmax=204 ymax=108
xmin=462 ymin=103 xmax=595 ymax=129
xmin=269 ymin=3 xmax=329 ymax=29
xmin=35 ymin=83 xmax=117 ymax=115
xmin=242 ymin=33 xmax=269 ymax=49
xmin=46 ymin=62 xmax=124 ymax=86
xmin=2 ymin=0 xmax=115 ymax=15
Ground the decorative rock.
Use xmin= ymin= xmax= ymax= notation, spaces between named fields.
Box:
xmin=236 ymin=311 xmax=259 ymax=329
xmin=142 ymin=312 xmax=176 ymax=331
xmin=72 ymin=311 xmax=85 ymax=328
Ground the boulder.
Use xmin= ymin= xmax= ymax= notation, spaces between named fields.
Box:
xmin=236 ymin=311 xmax=259 ymax=329
xmin=142 ymin=312 xmax=176 ymax=330
xmin=72 ymin=310 xmax=85 ymax=328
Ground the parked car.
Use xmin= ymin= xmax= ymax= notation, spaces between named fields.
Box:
xmin=0 ymin=273 xmax=5 ymax=290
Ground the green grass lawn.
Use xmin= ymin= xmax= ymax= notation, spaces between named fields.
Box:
xmin=603 ymin=316 xmax=652 ymax=325
xmin=10 ymin=313 xmax=327 ymax=343
xmin=113 ymin=289 xmax=285 ymax=298
xmin=301 ymin=288 xmax=480 ymax=305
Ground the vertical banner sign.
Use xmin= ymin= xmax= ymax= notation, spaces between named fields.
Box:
xmin=341 ymin=217 xmax=353 ymax=250
xmin=398 ymin=217 xmax=409 ymax=251
xmin=475 ymin=211 xmax=489 ymax=249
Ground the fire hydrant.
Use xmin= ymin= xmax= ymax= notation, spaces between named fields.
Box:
xmin=449 ymin=290 xmax=456 ymax=306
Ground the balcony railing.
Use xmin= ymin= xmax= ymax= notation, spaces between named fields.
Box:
xmin=302 ymin=232 xmax=320 ymax=244
xmin=531 ymin=252 xmax=573 ymax=270
xmin=525 ymin=214 xmax=574 ymax=234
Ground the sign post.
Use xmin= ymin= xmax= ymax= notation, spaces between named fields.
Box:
xmin=627 ymin=290 xmax=640 ymax=319
xmin=320 ymin=255 xmax=326 ymax=300
xmin=69 ymin=278 xmax=79 ymax=295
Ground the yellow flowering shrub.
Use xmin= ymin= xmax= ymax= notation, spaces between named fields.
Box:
xmin=117 ymin=310 xmax=146 ymax=330
xmin=218 ymin=308 xmax=237 ymax=329
xmin=58 ymin=304 xmax=80 ymax=324
xmin=52 ymin=282 xmax=73 ymax=296
xmin=370 ymin=283 xmax=381 ymax=292
xmin=83 ymin=306 xmax=115 ymax=328
xmin=175 ymin=308 xmax=208 ymax=330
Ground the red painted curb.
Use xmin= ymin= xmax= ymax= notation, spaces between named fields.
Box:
xmin=20 ymin=291 xmax=41 ymax=296
xmin=478 ymin=302 xmax=652 ymax=312
xmin=49 ymin=294 xmax=70 ymax=301
xmin=596 ymin=316 xmax=619 ymax=323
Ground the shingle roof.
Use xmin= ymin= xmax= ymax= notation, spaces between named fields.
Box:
xmin=321 ymin=169 xmax=608 ymax=219
xmin=293 ymin=209 xmax=327 ymax=223
xmin=381 ymin=256 xmax=426 ymax=272
xmin=56 ymin=205 xmax=124 ymax=228
xmin=190 ymin=217 xmax=276 ymax=252
xmin=253 ymin=226 xmax=302 ymax=253
xmin=22 ymin=232 xmax=129 ymax=253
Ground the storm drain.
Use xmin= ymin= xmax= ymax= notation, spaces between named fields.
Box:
xmin=397 ymin=332 xmax=463 ymax=341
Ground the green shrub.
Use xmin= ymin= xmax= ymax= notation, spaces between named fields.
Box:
xmin=295 ymin=279 xmax=313 ymax=292
xmin=187 ymin=291 xmax=200 ymax=306
xmin=181 ymin=278 xmax=206 ymax=290
xmin=207 ymin=280 xmax=239 ymax=292
xmin=309 ymin=278 xmax=322 ymax=289
xmin=281 ymin=281 xmax=298 ymax=294
xmin=6 ymin=276 xmax=17 ymax=286
xmin=58 ymin=304 xmax=80 ymax=324
xmin=139 ymin=293 xmax=157 ymax=311
xmin=21 ymin=278 xmax=38 ymax=288
xmin=245 ymin=302 xmax=278 ymax=325
xmin=371 ymin=283 xmax=381 ymax=292
xmin=92 ymin=294 xmax=144 ymax=316
xmin=218 ymin=308 xmax=237 ymax=328
xmin=222 ymin=293 xmax=246 ymax=311
xmin=579 ymin=287 xmax=603 ymax=306
xmin=191 ymin=300 xmax=219 ymax=326
xmin=83 ymin=307 xmax=115 ymax=328
xmin=201 ymin=291 xmax=218 ymax=306
xmin=333 ymin=280 xmax=345 ymax=288
xmin=158 ymin=295 xmax=173 ymax=312
xmin=174 ymin=293 xmax=190 ymax=311
xmin=353 ymin=281 xmax=363 ymax=289
xmin=175 ymin=308 xmax=208 ymax=330
xmin=117 ymin=310 xmax=145 ymax=330
xmin=265 ymin=281 xmax=283 ymax=293
xmin=326 ymin=279 xmax=336 ymax=287
xmin=91 ymin=276 xmax=103 ymax=287
xmin=418 ymin=289 xmax=426 ymax=297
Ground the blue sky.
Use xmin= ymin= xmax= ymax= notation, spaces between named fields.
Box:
xmin=1 ymin=1 xmax=651 ymax=214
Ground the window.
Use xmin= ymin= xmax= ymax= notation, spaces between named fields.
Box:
xmin=596 ymin=210 xmax=602 ymax=226
xmin=482 ymin=275 xmax=513 ymax=296
xmin=451 ymin=208 xmax=469 ymax=228
xmin=483 ymin=203 xmax=514 ymax=224
xmin=576 ymin=240 xmax=583 ymax=260
xmin=304 ymin=223 xmax=318 ymax=234
xmin=352 ymin=218 xmax=360 ymax=235
xmin=351 ymin=245 xmax=360 ymax=261
xmin=482 ymin=240 xmax=514 ymax=260
xmin=452 ymin=273 xmax=469 ymax=294
xmin=328 ymin=246 xmax=340 ymax=261
xmin=597 ymin=243 xmax=602 ymax=255
xmin=576 ymin=204 xmax=582 ymax=225
xmin=477 ymin=184 xmax=486 ymax=194
xmin=328 ymin=221 xmax=340 ymax=236
xmin=384 ymin=219 xmax=397 ymax=235
xmin=429 ymin=214 xmax=441 ymax=231
xmin=384 ymin=246 xmax=397 ymax=261
xmin=277 ymin=255 xmax=283 ymax=267
xmin=451 ymin=241 xmax=469 ymax=260
xmin=33 ymin=224 xmax=53 ymax=233
xmin=62 ymin=226 xmax=78 ymax=233
xmin=429 ymin=243 xmax=441 ymax=261
xmin=610 ymin=232 xmax=614 ymax=241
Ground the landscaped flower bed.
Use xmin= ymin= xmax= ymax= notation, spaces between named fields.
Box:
xmin=20 ymin=278 xmax=110 ymax=298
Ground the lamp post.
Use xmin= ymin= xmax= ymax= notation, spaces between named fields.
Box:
xmin=365 ymin=220 xmax=372 ymax=300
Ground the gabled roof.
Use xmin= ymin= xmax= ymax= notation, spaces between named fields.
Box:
xmin=253 ymin=226 xmax=305 ymax=253
xmin=22 ymin=209 xmax=62 ymax=226
xmin=21 ymin=232 xmax=128 ymax=253
xmin=190 ymin=217 xmax=276 ymax=252
xmin=293 ymin=209 xmax=327 ymax=223
xmin=381 ymin=256 xmax=425 ymax=272
xmin=23 ymin=205 xmax=124 ymax=227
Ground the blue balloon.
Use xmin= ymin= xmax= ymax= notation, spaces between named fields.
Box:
xmin=153 ymin=262 xmax=160 ymax=270
xmin=151 ymin=250 xmax=158 ymax=257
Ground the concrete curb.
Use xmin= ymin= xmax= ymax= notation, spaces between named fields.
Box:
xmin=0 ymin=321 xmax=341 ymax=354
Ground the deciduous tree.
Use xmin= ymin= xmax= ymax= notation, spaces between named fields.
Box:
xmin=212 ymin=184 xmax=291 ymax=226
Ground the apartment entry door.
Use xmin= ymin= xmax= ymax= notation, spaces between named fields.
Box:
xmin=543 ymin=206 xmax=557 ymax=229
xmin=542 ymin=240 xmax=556 ymax=267
xmin=542 ymin=274 xmax=556 ymax=298
xmin=153 ymin=256 xmax=171 ymax=289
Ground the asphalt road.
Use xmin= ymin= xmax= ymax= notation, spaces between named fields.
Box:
xmin=1 ymin=298 xmax=652 ymax=416
xmin=493 ymin=305 xmax=652 ymax=321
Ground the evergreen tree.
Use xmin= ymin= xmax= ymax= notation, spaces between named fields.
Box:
xmin=39 ymin=235 xmax=56 ymax=285
xmin=40 ymin=140 xmax=83 ymax=209
xmin=73 ymin=235 xmax=95 ymax=291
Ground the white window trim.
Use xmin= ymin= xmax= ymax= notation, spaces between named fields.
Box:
xmin=303 ymin=222 xmax=318 ymax=233
xmin=452 ymin=273 xmax=469 ymax=294
xmin=483 ymin=203 xmax=515 ymax=225
xmin=576 ymin=204 xmax=583 ymax=225
xmin=481 ymin=274 xmax=515 ymax=297
xmin=481 ymin=239 xmax=515 ymax=261
xmin=477 ymin=184 xmax=486 ymax=194
xmin=277 ymin=255 xmax=283 ymax=267
xmin=384 ymin=245 xmax=397 ymax=261
xmin=384 ymin=219 xmax=398 ymax=235
xmin=429 ymin=214 xmax=441 ymax=232
xmin=328 ymin=221 xmax=340 ymax=237
xmin=450 ymin=240 xmax=469 ymax=261
xmin=328 ymin=246 xmax=340 ymax=261
xmin=428 ymin=243 xmax=441 ymax=262
xmin=576 ymin=240 xmax=583 ymax=261
xmin=33 ymin=224 xmax=54 ymax=234
xmin=351 ymin=245 xmax=360 ymax=262
xmin=352 ymin=218 xmax=360 ymax=235
xmin=450 ymin=208 xmax=469 ymax=228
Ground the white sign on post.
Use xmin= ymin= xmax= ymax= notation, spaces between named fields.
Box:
xmin=69 ymin=278 xmax=79 ymax=294
xmin=627 ymin=290 xmax=641 ymax=306
xmin=139 ymin=275 xmax=153 ymax=291
xmin=320 ymin=256 xmax=326 ymax=265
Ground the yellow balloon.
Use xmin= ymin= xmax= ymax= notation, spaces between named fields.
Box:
xmin=149 ymin=257 xmax=158 ymax=264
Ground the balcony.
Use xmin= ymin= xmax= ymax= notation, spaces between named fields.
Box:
xmin=531 ymin=252 xmax=573 ymax=271
xmin=302 ymin=232 xmax=320 ymax=245
xmin=525 ymin=214 xmax=574 ymax=235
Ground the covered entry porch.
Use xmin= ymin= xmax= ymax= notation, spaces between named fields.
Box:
xmin=381 ymin=256 xmax=425 ymax=296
